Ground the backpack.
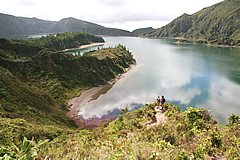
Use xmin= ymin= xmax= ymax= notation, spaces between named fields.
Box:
xmin=161 ymin=98 xmax=166 ymax=103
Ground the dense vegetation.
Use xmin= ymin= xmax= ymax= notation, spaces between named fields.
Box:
xmin=132 ymin=27 xmax=155 ymax=36
xmin=1 ymin=102 xmax=239 ymax=159
xmin=0 ymin=13 xmax=134 ymax=37
xmin=12 ymin=32 xmax=104 ymax=50
xmin=0 ymin=31 xmax=239 ymax=159
xmin=141 ymin=0 xmax=240 ymax=46
xmin=0 ymin=38 xmax=135 ymax=148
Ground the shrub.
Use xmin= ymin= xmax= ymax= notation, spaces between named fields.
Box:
xmin=228 ymin=113 xmax=239 ymax=125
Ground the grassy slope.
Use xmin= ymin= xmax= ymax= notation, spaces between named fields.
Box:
xmin=142 ymin=0 xmax=240 ymax=46
xmin=0 ymin=66 xmax=76 ymax=146
xmin=0 ymin=39 xmax=135 ymax=147
xmin=37 ymin=103 xmax=240 ymax=159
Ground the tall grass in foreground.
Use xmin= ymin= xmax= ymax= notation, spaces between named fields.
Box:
xmin=2 ymin=103 xmax=239 ymax=159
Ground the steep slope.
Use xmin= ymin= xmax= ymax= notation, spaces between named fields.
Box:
xmin=0 ymin=66 xmax=76 ymax=146
xmin=142 ymin=0 xmax=240 ymax=46
xmin=0 ymin=38 xmax=135 ymax=146
xmin=0 ymin=39 xmax=135 ymax=105
xmin=0 ymin=66 xmax=74 ymax=124
xmin=10 ymin=103 xmax=238 ymax=159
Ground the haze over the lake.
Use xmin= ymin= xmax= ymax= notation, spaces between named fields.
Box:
xmin=0 ymin=0 xmax=223 ymax=31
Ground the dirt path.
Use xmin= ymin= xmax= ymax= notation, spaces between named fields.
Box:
xmin=146 ymin=106 xmax=167 ymax=129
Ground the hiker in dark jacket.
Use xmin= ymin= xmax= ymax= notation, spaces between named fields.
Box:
xmin=160 ymin=95 xmax=166 ymax=107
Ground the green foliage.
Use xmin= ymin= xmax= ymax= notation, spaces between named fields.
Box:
xmin=12 ymin=32 xmax=104 ymax=50
xmin=120 ymin=107 xmax=128 ymax=115
xmin=228 ymin=113 xmax=239 ymax=124
xmin=184 ymin=107 xmax=213 ymax=130
xmin=142 ymin=0 xmax=240 ymax=46
xmin=0 ymin=137 xmax=49 ymax=160
xmin=0 ymin=39 xmax=135 ymax=147
xmin=6 ymin=103 xmax=235 ymax=159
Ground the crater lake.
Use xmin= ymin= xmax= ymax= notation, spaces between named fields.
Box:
xmin=70 ymin=36 xmax=240 ymax=125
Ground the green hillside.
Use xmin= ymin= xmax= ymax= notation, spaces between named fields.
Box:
xmin=132 ymin=27 xmax=155 ymax=36
xmin=40 ymin=103 xmax=239 ymax=159
xmin=1 ymin=102 xmax=239 ymax=159
xmin=0 ymin=13 xmax=134 ymax=37
xmin=142 ymin=0 xmax=240 ymax=46
xmin=0 ymin=66 xmax=76 ymax=146
xmin=0 ymin=38 xmax=136 ymax=147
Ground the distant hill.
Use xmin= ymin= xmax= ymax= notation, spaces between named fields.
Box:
xmin=49 ymin=17 xmax=134 ymax=36
xmin=132 ymin=27 xmax=155 ymax=36
xmin=0 ymin=13 xmax=55 ymax=36
xmin=141 ymin=0 xmax=240 ymax=46
xmin=0 ymin=13 xmax=134 ymax=37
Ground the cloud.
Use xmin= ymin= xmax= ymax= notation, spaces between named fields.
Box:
xmin=101 ymin=0 xmax=127 ymax=7
xmin=16 ymin=0 xmax=37 ymax=6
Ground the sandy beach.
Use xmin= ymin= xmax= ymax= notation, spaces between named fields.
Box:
xmin=63 ymin=42 xmax=106 ymax=52
xmin=67 ymin=64 xmax=135 ymax=119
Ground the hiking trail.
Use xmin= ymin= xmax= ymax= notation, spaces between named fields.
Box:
xmin=146 ymin=106 xmax=167 ymax=129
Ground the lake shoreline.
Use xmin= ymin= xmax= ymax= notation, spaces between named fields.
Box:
xmin=62 ymin=42 xmax=106 ymax=52
xmin=67 ymin=64 xmax=136 ymax=124
xmin=173 ymin=38 xmax=240 ymax=48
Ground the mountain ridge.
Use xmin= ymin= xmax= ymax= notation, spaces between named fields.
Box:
xmin=141 ymin=0 xmax=240 ymax=46
xmin=0 ymin=13 xmax=134 ymax=37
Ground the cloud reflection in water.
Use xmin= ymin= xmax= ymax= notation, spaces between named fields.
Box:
xmin=76 ymin=37 xmax=240 ymax=124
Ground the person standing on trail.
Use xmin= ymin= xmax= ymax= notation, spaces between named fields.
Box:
xmin=161 ymin=95 xmax=166 ymax=107
xmin=156 ymin=96 xmax=161 ymax=108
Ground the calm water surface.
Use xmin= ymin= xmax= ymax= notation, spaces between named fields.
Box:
xmin=4 ymin=35 xmax=239 ymax=124
xmin=76 ymin=36 xmax=240 ymax=124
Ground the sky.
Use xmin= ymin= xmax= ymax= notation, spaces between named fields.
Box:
xmin=0 ymin=0 xmax=223 ymax=31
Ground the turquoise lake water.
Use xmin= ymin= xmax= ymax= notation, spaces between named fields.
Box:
xmin=3 ymin=35 xmax=240 ymax=124
xmin=74 ymin=36 xmax=240 ymax=124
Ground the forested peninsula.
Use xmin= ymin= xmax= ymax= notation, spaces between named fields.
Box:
xmin=141 ymin=0 xmax=240 ymax=47
xmin=12 ymin=32 xmax=105 ymax=51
